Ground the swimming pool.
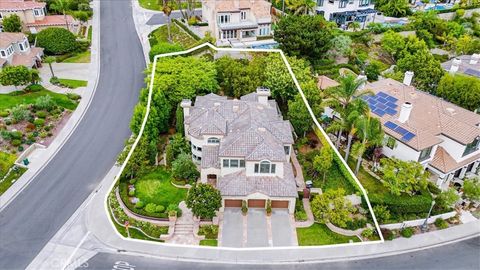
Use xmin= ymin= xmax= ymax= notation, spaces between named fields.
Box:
xmin=251 ymin=42 xmax=279 ymax=49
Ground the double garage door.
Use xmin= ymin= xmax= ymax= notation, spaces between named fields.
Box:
xmin=224 ymin=199 xmax=289 ymax=209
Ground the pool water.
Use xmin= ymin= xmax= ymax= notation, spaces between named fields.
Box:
xmin=251 ymin=42 xmax=279 ymax=49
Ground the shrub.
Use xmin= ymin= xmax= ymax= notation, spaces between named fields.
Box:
xmin=400 ymin=227 xmax=414 ymax=238
xmin=129 ymin=179 xmax=136 ymax=184
xmin=369 ymin=191 xmax=433 ymax=214
xmin=149 ymin=42 xmax=184 ymax=61
xmin=39 ymin=131 xmax=48 ymax=138
xmin=36 ymin=111 xmax=47 ymax=119
xmin=128 ymin=190 xmax=135 ymax=196
xmin=10 ymin=105 xmax=29 ymax=122
xmin=67 ymin=93 xmax=81 ymax=101
xmin=198 ymin=225 xmax=219 ymax=239
xmin=155 ymin=205 xmax=165 ymax=213
xmin=242 ymin=200 xmax=248 ymax=215
xmin=434 ymin=218 xmax=449 ymax=229
xmin=134 ymin=201 xmax=145 ymax=209
xmin=0 ymin=111 xmax=9 ymax=117
xmin=35 ymin=95 xmax=56 ymax=111
xmin=25 ymin=122 xmax=36 ymax=132
xmin=373 ymin=205 xmax=391 ymax=224
xmin=145 ymin=203 xmax=158 ymax=213
xmin=34 ymin=118 xmax=45 ymax=127
xmin=4 ymin=118 xmax=12 ymax=125
xmin=295 ymin=211 xmax=308 ymax=221
xmin=361 ymin=228 xmax=374 ymax=238
xmin=171 ymin=153 xmax=199 ymax=182
xmin=11 ymin=139 xmax=22 ymax=147
xmin=380 ymin=228 xmax=395 ymax=240
xmin=10 ymin=131 xmax=22 ymax=139
xmin=37 ymin=28 xmax=78 ymax=55
xmin=344 ymin=217 xmax=367 ymax=230
xmin=17 ymin=146 xmax=24 ymax=152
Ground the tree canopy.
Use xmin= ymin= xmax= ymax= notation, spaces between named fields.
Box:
xmin=2 ymin=14 xmax=22 ymax=32
xmin=186 ymin=183 xmax=222 ymax=219
xmin=0 ymin=66 xmax=33 ymax=88
xmin=380 ymin=158 xmax=429 ymax=196
xmin=171 ymin=152 xmax=199 ymax=182
xmin=311 ymin=188 xmax=356 ymax=228
xmin=436 ymin=73 xmax=480 ymax=111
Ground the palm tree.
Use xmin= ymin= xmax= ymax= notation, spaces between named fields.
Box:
xmin=287 ymin=0 xmax=316 ymax=15
xmin=351 ymin=115 xmax=384 ymax=175
xmin=322 ymin=74 xmax=372 ymax=148
xmin=163 ymin=0 xmax=173 ymax=43
xmin=44 ymin=56 xmax=56 ymax=78
xmin=343 ymin=99 xmax=369 ymax=162
xmin=51 ymin=0 xmax=70 ymax=31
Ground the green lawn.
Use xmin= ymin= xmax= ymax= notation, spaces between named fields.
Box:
xmin=0 ymin=85 xmax=78 ymax=111
xmin=0 ymin=167 xmax=26 ymax=196
xmin=0 ymin=151 xmax=16 ymax=178
xmin=149 ymin=24 xmax=197 ymax=48
xmin=139 ymin=0 xmax=201 ymax=11
xmin=61 ymin=50 xmax=91 ymax=63
xmin=135 ymin=167 xmax=187 ymax=208
xmin=199 ymin=239 xmax=218 ymax=246
xmin=0 ymin=151 xmax=25 ymax=196
xmin=296 ymin=223 xmax=360 ymax=246
xmin=57 ymin=78 xmax=88 ymax=89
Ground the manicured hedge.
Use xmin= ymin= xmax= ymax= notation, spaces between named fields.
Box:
xmin=368 ymin=191 xmax=433 ymax=214
xmin=172 ymin=19 xmax=201 ymax=41
xmin=36 ymin=27 xmax=78 ymax=55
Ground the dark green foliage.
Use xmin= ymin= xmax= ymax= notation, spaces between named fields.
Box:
xmin=368 ymin=191 xmax=433 ymax=214
xmin=165 ymin=133 xmax=190 ymax=166
xmin=380 ymin=228 xmax=395 ymax=240
xmin=400 ymin=227 xmax=414 ymax=238
xmin=365 ymin=61 xmax=382 ymax=81
xmin=375 ymin=0 xmax=411 ymax=18
xmin=0 ymin=66 xmax=33 ymax=87
xmin=149 ymin=42 xmax=184 ymax=61
xmin=198 ymin=225 xmax=219 ymax=239
xmin=186 ymin=183 xmax=222 ymax=219
xmin=36 ymin=27 xmax=78 ymax=55
xmin=274 ymin=15 xmax=334 ymax=61
xmin=436 ymin=73 xmax=480 ymax=111
xmin=2 ymin=14 xmax=22 ymax=32
xmin=435 ymin=218 xmax=449 ymax=229
xmin=171 ymin=153 xmax=199 ymax=182
xmin=175 ymin=103 xmax=184 ymax=135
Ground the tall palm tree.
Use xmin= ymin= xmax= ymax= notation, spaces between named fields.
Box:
xmin=51 ymin=0 xmax=70 ymax=31
xmin=343 ymin=99 xmax=369 ymax=162
xmin=163 ymin=0 xmax=173 ymax=43
xmin=351 ymin=115 xmax=384 ymax=175
xmin=287 ymin=0 xmax=316 ymax=15
xmin=322 ymin=74 xmax=372 ymax=148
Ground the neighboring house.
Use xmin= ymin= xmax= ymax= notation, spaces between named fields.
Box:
xmin=0 ymin=32 xmax=43 ymax=68
xmin=0 ymin=0 xmax=78 ymax=33
xmin=201 ymin=0 xmax=273 ymax=46
xmin=364 ymin=74 xmax=480 ymax=190
xmin=316 ymin=0 xmax=376 ymax=29
xmin=441 ymin=54 xmax=480 ymax=78
xmin=181 ymin=88 xmax=298 ymax=213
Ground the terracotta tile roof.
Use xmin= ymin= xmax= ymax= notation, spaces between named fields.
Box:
xmin=217 ymin=163 xmax=298 ymax=197
xmin=201 ymin=145 xmax=220 ymax=169
xmin=11 ymin=47 xmax=43 ymax=67
xmin=0 ymin=32 xmax=26 ymax=48
xmin=317 ymin=75 xmax=340 ymax=90
xmin=430 ymin=146 xmax=480 ymax=173
xmin=366 ymin=78 xmax=480 ymax=150
xmin=25 ymin=15 xmax=76 ymax=27
xmin=0 ymin=0 xmax=45 ymax=11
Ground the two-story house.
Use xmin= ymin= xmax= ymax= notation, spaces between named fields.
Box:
xmin=364 ymin=75 xmax=480 ymax=190
xmin=316 ymin=0 xmax=376 ymax=29
xmin=0 ymin=32 xmax=43 ymax=68
xmin=0 ymin=0 xmax=78 ymax=33
xmin=180 ymin=88 xmax=298 ymax=213
xmin=201 ymin=0 xmax=272 ymax=46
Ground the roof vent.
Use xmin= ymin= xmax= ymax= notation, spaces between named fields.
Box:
xmin=446 ymin=107 xmax=456 ymax=115
xmin=258 ymin=127 xmax=266 ymax=132
xmin=214 ymin=102 xmax=221 ymax=107
xmin=398 ymin=102 xmax=412 ymax=123
xmin=233 ymin=105 xmax=239 ymax=112
xmin=470 ymin=54 xmax=480 ymax=64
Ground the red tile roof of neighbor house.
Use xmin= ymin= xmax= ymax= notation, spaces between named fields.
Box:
xmin=430 ymin=146 xmax=480 ymax=173
xmin=317 ymin=75 xmax=340 ymax=90
xmin=11 ymin=46 xmax=43 ymax=67
xmin=25 ymin=15 xmax=76 ymax=27
xmin=0 ymin=0 xmax=45 ymax=11
xmin=0 ymin=32 xmax=25 ymax=48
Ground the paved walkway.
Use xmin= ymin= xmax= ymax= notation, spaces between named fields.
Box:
xmin=291 ymin=151 xmax=305 ymax=189
xmin=166 ymin=202 xmax=199 ymax=245
xmin=295 ymin=198 xmax=314 ymax=228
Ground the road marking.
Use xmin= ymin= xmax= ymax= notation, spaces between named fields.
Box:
xmin=62 ymin=231 xmax=91 ymax=270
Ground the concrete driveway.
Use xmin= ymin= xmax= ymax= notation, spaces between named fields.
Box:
xmin=271 ymin=210 xmax=294 ymax=247
xmin=221 ymin=208 xmax=243 ymax=248
xmin=246 ymin=209 xmax=269 ymax=247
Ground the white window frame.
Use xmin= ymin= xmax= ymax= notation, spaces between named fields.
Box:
xmin=207 ymin=137 xmax=220 ymax=144
xmin=254 ymin=160 xmax=276 ymax=174
xmin=241 ymin=10 xmax=247 ymax=21
xmin=218 ymin=14 xmax=230 ymax=24
xmin=0 ymin=50 xmax=6 ymax=58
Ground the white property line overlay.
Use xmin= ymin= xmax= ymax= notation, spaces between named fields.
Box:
xmin=104 ymin=42 xmax=384 ymax=252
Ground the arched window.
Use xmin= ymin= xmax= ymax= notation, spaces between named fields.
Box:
xmin=208 ymin=137 xmax=220 ymax=144
xmin=254 ymin=160 xmax=276 ymax=174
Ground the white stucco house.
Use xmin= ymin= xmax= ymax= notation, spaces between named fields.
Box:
xmin=180 ymin=88 xmax=298 ymax=213
xmin=364 ymin=74 xmax=480 ymax=190
xmin=0 ymin=32 xmax=43 ymax=68
xmin=201 ymin=0 xmax=273 ymax=46
xmin=315 ymin=0 xmax=376 ymax=29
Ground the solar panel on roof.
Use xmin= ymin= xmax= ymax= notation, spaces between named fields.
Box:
xmin=376 ymin=103 xmax=387 ymax=110
xmin=373 ymin=109 xmax=386 ymax=116
xmin=394 ymin=126 xmax=408 ymax=136
xmin=385 ymin=96 xmax=398 ymax=103
xmin=385 ymin=108 xmax=397 ymax=115
xmin=385 ymin=121 xmax=398 ymax=130
xmin=385 ymin=102 xmax=398 ymax=109
xmin=377 ymin=92 xmax=389 ymax=98
xmin=464 ymin=68 xmax=480 ymax=78
xmin=402 ymin=132 xmax=415 ymax=141
xmin=377 ymin=97 xmax=388 ymax=104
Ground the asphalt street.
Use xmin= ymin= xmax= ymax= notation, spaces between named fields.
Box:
xmin=81 ymin=237 xmax=480 ymax=270
xmin=0 ymin=1 xmax=145 ymax=269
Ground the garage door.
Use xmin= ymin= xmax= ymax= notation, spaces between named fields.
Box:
xmin=271 ymin=200 xmax=289 ymax=209
xmin=224 ymin=199 xmax=242 ymax=208
xmin=248 ymin=199 xmax=266 ymax=208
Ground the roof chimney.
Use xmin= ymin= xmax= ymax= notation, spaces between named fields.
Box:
xmin=470 ymin=54 xmax=480 ymax=65
xmin=398 ymin=102 xmax=412 ymax=123
xmin=450 ymin=58 xmax=461 ymax=73
xmin=357 ymin=71 xmax=367 ymax=89
xmin=256 ymin=87 xmax=271 ymax=105
xmin=403 ymin=71 xmax=414 ymax=86
xmin=180 ymin=99 xmax=192 ymax=117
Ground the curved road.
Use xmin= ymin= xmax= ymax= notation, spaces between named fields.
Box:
xmin=0 ymin=1 xmax=145 ymax=269
xmin=82 ymin=237 xmax=480 ymax=270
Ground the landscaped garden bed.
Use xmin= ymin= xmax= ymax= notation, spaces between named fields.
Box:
xmin=198 ymin=225 xmax=219 ymax=246
xmin=0 ymin=151 xmax=26 ymax=196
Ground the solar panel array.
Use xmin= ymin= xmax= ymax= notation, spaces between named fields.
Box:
xmin=363 ymin=92 xmax=399 ymax=117
xmin=464 ymin=68 xmax=480 ymax=78
xmin=384 ymin=121 xmax=416 ymax=142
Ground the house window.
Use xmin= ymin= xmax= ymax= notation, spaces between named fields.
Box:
xmin=192 ymin=144 xmax=202 ymax=152
xmin=284 ymin=146 xmax=290 ymax=155
xmin=223 ymin=159 xmax=229 ymax=168
xmin=317 ymin=0 xmax=324 ymax=6
xmin=19 ymin=43 xmax=24 ymax=51
xmin=258 ymin=24 xmax=270 ymax=36
xmin=218 ymin=14 xmax=230 ymax=24
xmin=359 ymin=0 xmax=369 ymax=7
xmin=240 ymin=160 xmax=245 ymax=168
xmin=418 ymin=146 xmax=433 ymax=162
xmin=0 ymin=50 xmax=5 ymax=57
xmin=230 ymin=159 xmax=239 ymax=168
xmin=192 ymin=154 xmax=201 ymax=162
xmin=386 ymin=136 xmax=396 ymax=149
xmin=6 ymin=46 xmax=13 ymax=55
xmin=221 ymin=30 xmax=237 ymax=39
xmin=207 ymin=137 xmax=220 ymax=144
xmin=222 ymin=159 xmax=245 ymax=168
xmin=23 ymin=40 xmax=29 ymax=50
xmin=33 ymin=8 xmax=43 ymax=16
xmin=254 ymin=161 xmax=276 ymax=174
xmin=463 ymin=138 xmax=479 ymax=157
xmin=241 ymin=10 xmax=247 ymax=21
xmin=339 ymin=0 xmax=348 ymax=8
xmin=241 ymin=30 xmax=255 ymax=39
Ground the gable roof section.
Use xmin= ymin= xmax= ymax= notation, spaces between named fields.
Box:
xmin=430 ymin=146 xmax=480 ymax=173
xmin=0 ymin=0 xmax=45 ymax=11
xmin=0 ymin=32 xmax=25 ymax=48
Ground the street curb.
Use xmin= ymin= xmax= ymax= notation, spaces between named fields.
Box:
xmin=0 ymin=0 xmax=102 ymax=211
